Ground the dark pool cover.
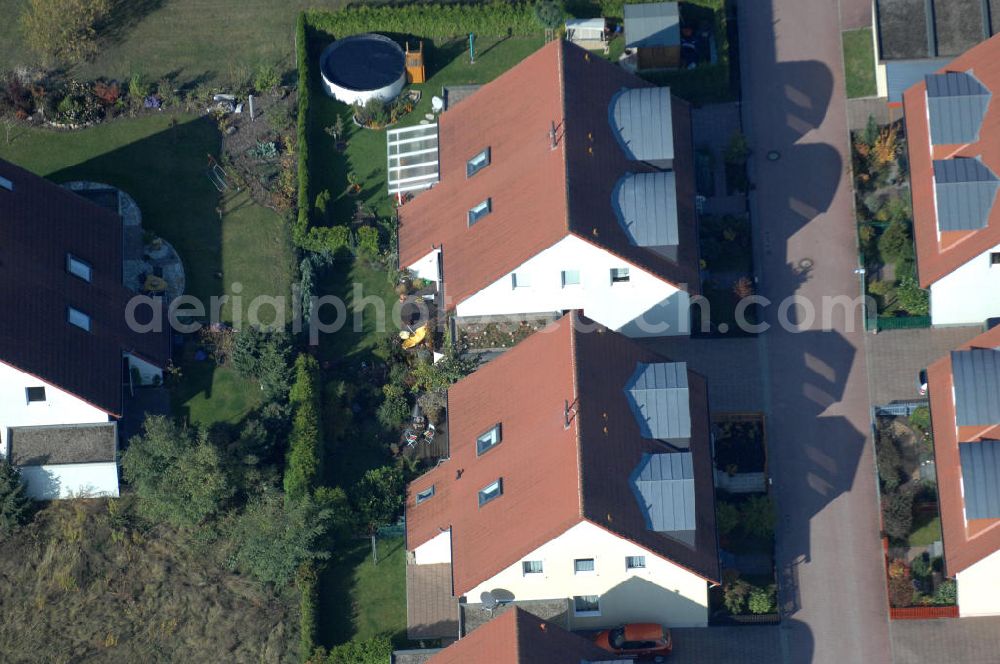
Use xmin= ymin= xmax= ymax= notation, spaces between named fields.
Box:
xmin=320 ymin=34 xmax=405 ymax=92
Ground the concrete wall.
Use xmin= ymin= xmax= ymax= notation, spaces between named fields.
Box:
xmin=957 ymin=547 xmax=1000 ymax=617
xmin=19 ymin=462 xmax=120 ymax=500
xmin=0 ymin=361 xmax=109 ymax=456
xmin=872 ymin=1 xmax=888 ymax=98
xmin=452 ymin=236 xmax=689 ymax=337
xmin=930 ymin=243 xmax=1000 ymax=326
xmin=464 ymin=521 xmax=708 ymax=628
xmin=414 ymin=529 xmax=452 ymax=565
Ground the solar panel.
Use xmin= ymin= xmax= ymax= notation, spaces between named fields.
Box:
xmin=933 ymin=159 xmax=999 ymax=231
xmin=925 ymin=71 xmax=991 ymax=145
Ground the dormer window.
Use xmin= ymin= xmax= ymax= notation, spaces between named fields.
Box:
xmin=476 ymin=424 xmax=502 ymax=455
xmin=68 ymin=307 xmax=91 ymax=331
xmin=468 ymin=198 xmax=492 ymax=226
xmin=466 ymin=148 xmax=491 ymax=177
xmin=67 ymin=254 xmax=92 ymax=282
xmin=478 ymin=478 xmax=503 ymax=507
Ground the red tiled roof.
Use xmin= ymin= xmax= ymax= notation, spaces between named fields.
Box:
xmin=928 ymin=324 xmax=1000 ymax=574
xmin=0 ymin=159 xmax=169 ymax=416
xmin=426 ymin=606 xmax=610 ymax=664
xmin=398 ymin=39 xmax=700 ymax=307
xmin=405 ymin=312 xmax=719 ymax=597
xmin=904 ymin=35 xmax=1000 ymax=287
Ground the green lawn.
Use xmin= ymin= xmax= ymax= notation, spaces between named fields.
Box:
xmin=843 ymin=28 xmax=877 ymax=98
xmin=0 ymin=114 xmax=294 ymax=426
xmin=909 ymin=514 xmax=942 ymax=547
xmin=0 ymin=0 xmax=352 ymax=86
xmin=319 ymin=536 xmax=407 ymax=648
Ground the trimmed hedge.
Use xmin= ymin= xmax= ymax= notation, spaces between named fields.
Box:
xmin=284 ymin=354 xmax=324 ymax=502
xmin=306 ymin=4 xmax=539 ymax=39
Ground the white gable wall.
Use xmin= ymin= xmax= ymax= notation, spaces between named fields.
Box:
xmin=957 ymin=547 xmax=1000 ymax=617
xmin=414 ymin=529 xmax=453 ymax=565
xmin=452 ymin=236 xmax=689 ymax=337
xmin=0 ymin=361 xmax=109 ymax=457
xmin=464 ymin=520 xmax=708 ymax=628
xmin=20 ymin=462 xmax=120 ymax=500
xmin=930 ymin=243 xmax=1000 ymax=326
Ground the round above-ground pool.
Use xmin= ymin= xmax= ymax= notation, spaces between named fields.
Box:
xmin=319 ymin=34 xmax=406 ymax=105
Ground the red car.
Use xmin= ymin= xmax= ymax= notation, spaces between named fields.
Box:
xmin=594 ymin=623 xmax=672 ymax=659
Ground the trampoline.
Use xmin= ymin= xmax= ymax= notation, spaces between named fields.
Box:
xmin=319 ymin=34 xmax=406 ymax=105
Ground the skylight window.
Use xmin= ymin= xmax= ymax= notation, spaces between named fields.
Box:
xmin=0 ymin=176 xmax=12 ymax=192
xmin=466 ymin=147 xmax=491 ymax=178
xmin=68 ymin=307 xmax=91 ymax=331
xmin=476 ymin=424 xmax=502 ymax=455
xmin=468 ymin=198 xmax=492 ymax=226
xmin=478 ymin=478 xmax=503 ymax=507
xmin=415 ymin=485 xmax=435 ymax=504
xmin=66 ymin=254 xmax=93 ymax=282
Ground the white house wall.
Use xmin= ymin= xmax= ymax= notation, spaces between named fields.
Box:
xmin=0 ymin=361 xmax=109 ymax=456
xmin=464 ymin=521 xmax=708 ymax=628
xmin=19 ymin=462 xmax=120 ymax=500
xmin=414 ymin=529 xmax=452 ymax=565
xmin=453 ymin=236 xmax=689 ymax=337
xmin=407 ymin=248 xmax=441 ymax=283
xmin=957 ymin=547 xmax=1000 ymax=617
xmin=126 ymin=353 xmax=163 ymax=386
xmin=930 ymin=244 xmax=1000 ymax=326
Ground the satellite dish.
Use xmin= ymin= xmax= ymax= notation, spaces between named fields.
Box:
xmin=431 ymin=96 xmax=445 ymax=113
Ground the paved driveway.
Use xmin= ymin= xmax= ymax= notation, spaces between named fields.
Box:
xmin=892 ymin=617 xmax=1000 ymax=664
xmin=739 ymin=0 xmax=892 ymax=661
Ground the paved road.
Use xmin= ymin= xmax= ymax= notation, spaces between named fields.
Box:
xmin=740 ymin=1 xmax=892 ymax=662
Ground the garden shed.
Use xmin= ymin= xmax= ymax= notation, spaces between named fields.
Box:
xmin=624 ymin=1 xmax=681 ymax=70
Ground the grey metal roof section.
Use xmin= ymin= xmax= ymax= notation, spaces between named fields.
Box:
xmin=959 ymin=440 xmax=1000 ymax=519
xmin=613 ymin=171 xmax=678 ymax=247
xmin=933 ymin=159 xmax=1000 ymax=231
xmin=7 ymin=422 xmax=117 ymax=466
xmin=629 ymin=452 xmax=695 ymax=532
xmin=885 ymin=58 xmax=950 ymax=102
xmin=624 ymin=362 xmax=690 ymax=440
xmin=925 ymin=71 xmax=991 ymax=145
xmin=623 ymin=1 xmax=680 ymax=48
xmin=609 ymin=87 xmax=674 ymax=162
xmin=952 ymin=348 xmax=1000 ymax=426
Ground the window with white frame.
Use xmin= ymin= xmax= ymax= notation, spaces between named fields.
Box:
xmin=573 ymin=595 xmax=601 ymax=616
xmin=468 ymin=198 xmax=492 ymax=226
xmin=66 ymin=254 xmax=93 ymax=282
xmin=415 ymin=485 xmax=435 ymax=504
xmin=574 ymin=558 xmax=595 ymax=574
xmin=625 ymin=555 xmax=646 ymax=570
xmin=610 ymin=267 xmax=630 ymax=283
xmin=511 ymin=272 xmax=531 ymax=288
xmin=522 ymin=560 xmax=543 ymax=575
xmin=467 ymin=147 xmax=491 ymax=177
xmin=476 ymin=424 xmax=502 ymax=455
xmin=68 ymin=307 xmax=91 ymax=331
xmin=478 ymin=478 xmax=503 ymax=507
xmin=561 ymin=269 xmax=581 ymax=287
xmin=26 ymin=386 xmax=47 ymax=403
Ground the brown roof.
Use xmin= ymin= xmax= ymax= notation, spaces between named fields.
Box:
xmin=903 ymin=36 xmax=1000 ymax=288
xmin=398 ymin=39 xmax=700 ymax=307
xmin=0 ymin=159 xmax=168 ymax=416
xmin=426 ymin=607 xmax=610 ymax=664
xmin=406 ymin=312 xmax=719 ymax=596
xmin=928 ymin=324 xmax=1000 ymax=574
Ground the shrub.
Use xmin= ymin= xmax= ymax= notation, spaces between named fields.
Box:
xmin=723 ymin=577 xmax=751 ymax=614
xmin=748 ymin=585 xmax=777 ymax=614
xmin=533 ymin=0 xmax=564 ymax=29
xmin=314 ymin=190 xmax=331 ymax=221
xmin=377 ymin=383 xmax=410 ymax=429
xmin=284 ymin=355 xmax=324 ymax=502
xmin=895 ymin=276 xmax=929 ymax=316
xmin=224 ymin=491 xmax=331 ymax=586
xmin=306 ymin=4 xmax=540 ymax=39
xmin=353 ymin=466 xmax=404 ymax=559
xmin=932 ymin=579 xmax=957 ymax=605
xmin=0 ymin=460 xmax=32 ymax=537
xmin=724 ymin=132 xmax=750 ymax=164
xmin=910 ymin=553 xmax=932 ymax=580
xmin=231 ymin=327 xmax=294 ymax=401
xmin=909 ymin=407 xmax=931 ymax=433
xmin=356 ymin=226 xmax=379 ymax=258
xmin=298 ymin=562 xmax=320 ymax=661
xmin=716 ymin=500 xmax=740 ymax=537
xmin=311 ymin=637 xmax=393 ymax=664
xmin=878 ymin=218 xmax=913 ymax=263
xmin=887 ymin=559 xmax=915 ymax=607
xmin=740 ymin=494 xmax=775 ymax=540
xmin=882 ymin=486 xmax=914 ymax=541
xmin=253 ymin=63 xmax=280 ymax=93
xmin=20 ymin=0 xmax=110 ymax=65
xmin=121 ymin=416 xmax=235 ymax=527
xmin=875 ymin=426 xmax=904 ymax=492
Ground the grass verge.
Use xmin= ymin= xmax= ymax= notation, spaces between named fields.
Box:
xmin=843 ymin=28 xmax=877 ymax=98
